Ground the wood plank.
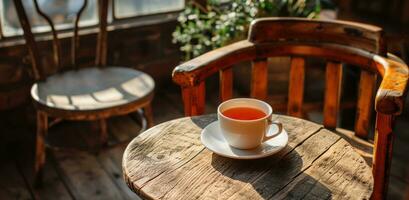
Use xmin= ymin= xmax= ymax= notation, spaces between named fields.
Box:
xmin=52 ymin=149 xmax=124 ymax=200
xmin=219 ymin=67 xmax=233 ymax=102
xmin=0 ymin=162 xmax=32 ymax=200
xmin=250 ymin=58 xmax=268 ymax=100
xmin=32 ymin=159 xmax=72 ymax=200
xmin=287 ymin=57 xmax=305 ymax=118
xmin=272 ymin=139 xmax=373 ymax=200
xmin=323 ymin=61 xmax=343 ymax=129
xmin=355 ymin=71 xmax=376 ymax=138
xmin=97 ymin=144 xmax=141 ymax=200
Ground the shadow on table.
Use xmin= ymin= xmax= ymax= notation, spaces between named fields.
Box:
xmin=210 ymin=150 xmax=332 ymax=199
xmin=191 ymin=114 xmax=218 ymax=129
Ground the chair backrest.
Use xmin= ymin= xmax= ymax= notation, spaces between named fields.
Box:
xmin=172 ymin=17 xmax=409 ymax=199
xmin=247 ymin=18 xmax=386 ymax=136
xmin=13 ymin=0 xmax=109 ymax=81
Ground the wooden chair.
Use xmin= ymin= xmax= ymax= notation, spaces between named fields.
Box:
xmin=172 ymin=17 xmax=409 ymax=199
xmin=14 ymin=0 xmax=155 ymax=184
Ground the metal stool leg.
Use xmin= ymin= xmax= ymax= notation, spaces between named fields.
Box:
xmin=143 ymin=103 xmax=154 ymax=128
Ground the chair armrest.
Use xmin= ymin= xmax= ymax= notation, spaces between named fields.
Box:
xmin=172 ymin=40 xmax=256 ymax=87
xmin=375 ymin=54 xmax=409 ymax=115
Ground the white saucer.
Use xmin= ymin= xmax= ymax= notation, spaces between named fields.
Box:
xmin=200 ymin=121 xmax=288 ymax=159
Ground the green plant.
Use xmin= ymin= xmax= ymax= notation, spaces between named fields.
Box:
xmin=173 ymin=0 xmax=321 ymax=60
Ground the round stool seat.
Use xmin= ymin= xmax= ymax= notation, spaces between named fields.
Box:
xmin=31 ymin=66 xmax=155 ymax=112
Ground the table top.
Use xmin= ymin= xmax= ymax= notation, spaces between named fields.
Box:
xmin=123 ymin=114 xmax=373 ymax=200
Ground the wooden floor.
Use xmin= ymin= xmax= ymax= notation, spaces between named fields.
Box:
xmin=0 ymin=85 xmax=408 ymax=200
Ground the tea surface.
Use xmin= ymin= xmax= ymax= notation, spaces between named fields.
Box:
xmin=222 ymin=107 xmax=266 ymax=120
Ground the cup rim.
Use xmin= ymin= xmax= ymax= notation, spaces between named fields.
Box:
xmin=217 ymin=98 xmax=273 ymax=122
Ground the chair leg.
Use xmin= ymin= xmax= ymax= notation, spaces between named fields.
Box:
xmin=372 ymin=113 xmax=394 ymax=200
xmin=98 ymin=119 xmax=108 ymax=146
xmin=90 ymin=119 xmax=108 ymax=152
xmin=34 ymin=111 xmax=48 ymax=187
xmin=143 ymin=103 xmax=154 ymax=128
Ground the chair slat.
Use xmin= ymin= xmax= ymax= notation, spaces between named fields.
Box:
xmin=71 ymin=0 xmax=88 ymax=67
xmin=33 ymin=0 xmax=62 ymax=69
xmin=181 ymin=82 xmax=206 ymax=116
xmin=13 ymin=0 xmax=42 ymax=80
xmin=219 ymin=68 xmax=233 ymax=102
xmin=251 ymin=58 xmax=268 ymax=100
xmin=96 ymin=0 xmax=109 ymax=66
xmin=287 ymin=57 xmax=305 ymax=117
xmin=323 ymin=61 xmax=343 ymax=129
xmin=355 ymin=71 xmax=377 ymax=138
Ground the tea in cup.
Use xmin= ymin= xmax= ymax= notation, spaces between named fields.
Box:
xmin=217 ymin=98 xmax=282 ymax=149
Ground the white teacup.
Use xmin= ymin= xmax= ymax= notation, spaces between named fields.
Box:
xmin=217 ymin=98 xmax=282 ymax=149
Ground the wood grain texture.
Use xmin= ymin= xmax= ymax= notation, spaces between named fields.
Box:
xmin=287 ymin=57 xmax=305 ymax=117
xmin=123 ymin=115 xmax=374 ymax=200
xmin=334 ymin=128 xmax=373 ymax=166
xmin=219 ymin=68 xmax=233 ymax=102
xmin=250 ymin=58 xmax=268 ymax=100
xmin=323 ymin=61 xmax=343 ymax=129
xmin=248 ymin=17 xmax=384 ymax=53
xmin=355 ymin=71 xmax=376 ymax=138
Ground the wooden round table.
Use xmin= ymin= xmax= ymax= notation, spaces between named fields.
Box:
xmin=123 ymin=114 xmax=373 ymax=199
